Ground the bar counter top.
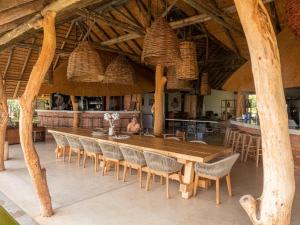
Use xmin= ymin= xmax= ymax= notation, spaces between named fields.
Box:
xmin=35 ymin=110 xmax=140 ymax=114
xmin=230 ymin=119 xmax=300 ymax=136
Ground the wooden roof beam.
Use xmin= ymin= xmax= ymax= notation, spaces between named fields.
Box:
xmin=182 ymin=0 xmax=243 ymax=36
xmin=0 ymin=0 xmax=47 ymax=27
xmin=13 ymin=41 xmax=33 ymax=98
xmin=53 ymin=21 xmax=75 ymax=70
xmin=2 ymin=48 xmax=14 ymax=79
xmin=98 ymin=0 xmax=274 ymax=47
xmin=76 ymin=8 xmax=145 ymax=34
xmin=0 ymin=0 xmax=106 ymax=51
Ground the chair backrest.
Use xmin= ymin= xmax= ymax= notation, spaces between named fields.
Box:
xmin=143 ymin=134 xmax=156 ymax=138
xmin=143 ymin=151 xmax=183 ymax=173
xmin=119 ymin=146 xmax=146 ymax=166
xmin=189 ymin=140 xmax=207 ymax=144
xmin=66 ymin=135 xmax=83 ymax=149
xmin=99 ymin=142 xmax=123 ymax=160
xmin=52 ymin=133 xmax=69 ymax=147
xmin=165 ymin=137 xmax=181 ymax=141
xmin=80 ymin=138 xmax=102 ymax=153
xmin=195 ymin=153 xmax=240 ymax=177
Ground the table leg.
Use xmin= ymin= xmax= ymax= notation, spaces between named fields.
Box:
xmin=180 ymin=161 xmax=194 ymax=199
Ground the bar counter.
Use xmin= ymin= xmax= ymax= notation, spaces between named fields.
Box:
xmin=36 ymin=110 xmax=140 ymax=131
xmin=231 ymin=120 xmax=300 ymax=174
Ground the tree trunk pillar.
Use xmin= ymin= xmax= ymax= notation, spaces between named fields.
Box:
xmin=153 ymin=64 xmax=167 ymax=136
xmin=236 ymin=92 xmax=245 ymax=118
xmin=19 ymin=11 xmax=56 ymax=217
xmin=70 ymin=95 xmax=79 ymax=128
xmin=0 ymin=78 xmax=8 ymax=172
xmin=233 ymin=1 xmax=295 ymax=224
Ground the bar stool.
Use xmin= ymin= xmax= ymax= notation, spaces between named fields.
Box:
xmin=233 ymin=131 xmax=247 ymax=161
xmin=227 ymin=129 xmax=239 ymax=148
xmin=66 ymin=135 xmax=84 ymax=167
xmin=223 ymin=127 xmax=232 ymax=146
xmin=98 ymin=142 xmax=124 ymax=180
xmin=244 ymin=135 xmax=262 ymax=167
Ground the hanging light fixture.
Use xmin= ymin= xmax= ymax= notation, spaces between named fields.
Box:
xmin=67 ymin=41 xmax=105 ymax=82
xmin=166 ymin=67 xmax=192 ymax=91
xmin=200 ymin=73 xmax=211 ymax=95
xmin=176 ymin=41 xmax=198 ymax=80
xmin=141 ymin=17 xmax=181 ymax=66
xmin=104 ymin=55 xmax=135 ymax=85
xmin=286 ymin=0 xmax=300 ymax=38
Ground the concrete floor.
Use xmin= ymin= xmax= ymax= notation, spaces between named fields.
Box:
xmin=0 ymin=140 xmax=299 ymax=225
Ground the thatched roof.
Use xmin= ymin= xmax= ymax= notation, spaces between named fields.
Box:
xmin=0 ymin=0 xmax=285 ymax=98
xmin=223 ymin=28 xmax=300 ymax=92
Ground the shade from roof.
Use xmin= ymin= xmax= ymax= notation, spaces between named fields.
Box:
xmin=223 ymin=28 xmax=300 ymax=92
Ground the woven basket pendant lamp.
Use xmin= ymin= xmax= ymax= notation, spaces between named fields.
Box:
xmin=104 ymin=55 xmax=135 ymax=85
xmin=200 ymin=73 xmax=211 ymax=95
xmin=67 ymin=41 xmax=105 ymax=82
xmin=286 ymin=0 xmax=300 ymax=38
xmin=176 ymin=41 xmax=198 ymax=80
xmin=166 ymin=67 xmax=192 ymax=91
xmin=141 ymin=17 xmax=181 ymax=66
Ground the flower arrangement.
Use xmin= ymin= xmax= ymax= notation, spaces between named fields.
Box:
xmin=104 ymin=112 xmax=120 ymax=132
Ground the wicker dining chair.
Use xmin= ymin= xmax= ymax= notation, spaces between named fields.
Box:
xmin=193 ymin=153 xmax=239 ymax=204
xmin=143 ymin=151 xmax=183 ymax=198
xmin=189 ymin=140 xmax=207 ymax=144
xmin=98 ymin=142 xmax=124 ymax=180
xmin=51 ymin=132 xmax=69 ymax=161
xmin=163 ymin=130 xmax=186 ymax=141
xmin=80 ymin=138 xmax=103 ymax=172
xmin=143 ymin=134 xmax=156 ymax=138
xmin=119 ymin=146 xmax=147 ymax=188
xmin=164 ymin=136 xmax=181 ymax=141
xmin=66 ymin=135 xmax=84 ymax=168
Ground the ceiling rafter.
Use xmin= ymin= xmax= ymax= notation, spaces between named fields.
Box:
xmin=76 ymin=8 xmax=144 ymax=34
xmin=53 ymin=21 xmax=75 ymax=70
xmin=107 ymin=11 xmax=142 ymax=54
xmin=182 ymin=0 xmax=243 ymax=36
xmin=13 ymin=38 xmax=35 ymax=98
xmin=2 ymin=48 xmax=14 ymax=79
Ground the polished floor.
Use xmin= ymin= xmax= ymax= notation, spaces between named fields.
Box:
xmin=0 ymin=140 xmax=299 ymax=225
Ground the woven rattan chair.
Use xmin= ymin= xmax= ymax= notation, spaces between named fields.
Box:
xmin=163 ymin=130 xmax=185 ymax=141
xmin=98 ymin=142 xmax=124 ymax=180
xmin=143 ymin=134 xmax=156 ymax=138
xmin=193 ymin=153 xmax=239 ymax=204
xmin=80 ymin=138 xmax=103 ymax=172
xmin=66 ymin=135 xmax=84 ymax=168
xmin=143 ymin=151 xmax=183 ymax=198
xmin=189 ymin=140 xmax=207 ymax=144
xmin=164 ymin=136 xmax=181 ymax=141
xmin=51 ymin=132 xmax=69 ymax=161
xmin=119 ymin=146 xmax=146 ymax=188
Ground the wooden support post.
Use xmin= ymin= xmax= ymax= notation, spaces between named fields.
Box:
xmin=70 ymin=95 xmax=79 ymax=128
xmin=18 ymin=11 xmax=56 ymax=217
xmin=106 ymin=96 xmax=110 ymax=111
xmin=233 ymin=1 xmax=295 ymax=224
xmin=0 ymin=77 xmax=8 ymax=172
xmin=153 ymin=64 xmax=167 ymax=136
xmin=236 ymin=92 xmax=245 ymax=118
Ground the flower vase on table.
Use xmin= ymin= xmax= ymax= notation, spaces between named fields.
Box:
xmin=108 ymin=126 xmax=115 ymax=136
xmin=104 ymin=112 xmax=119 ymax=136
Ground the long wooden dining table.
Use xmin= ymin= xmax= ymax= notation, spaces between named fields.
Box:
xmin=48 ymin=127 xmax=232 ymax=199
